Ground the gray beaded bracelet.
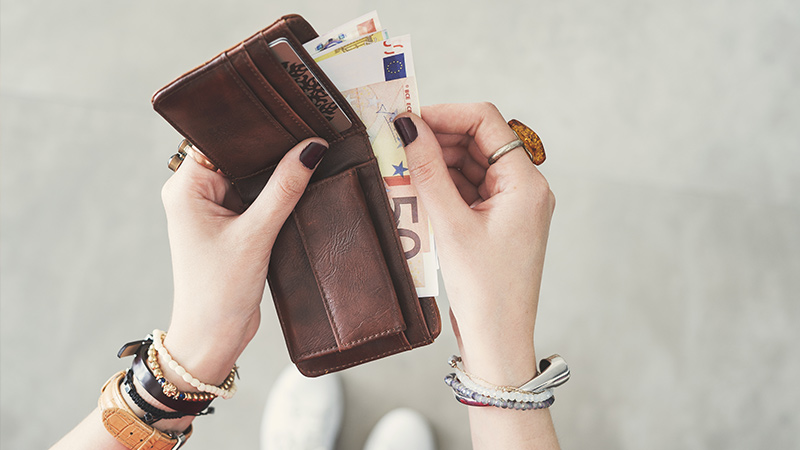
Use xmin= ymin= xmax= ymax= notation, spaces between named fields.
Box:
xmin=444 ymin=354 xmax=570 ymax=410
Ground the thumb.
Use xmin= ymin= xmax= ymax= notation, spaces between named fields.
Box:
xmin=393 ymin=113 xmax=470 ymax=228
xmin=241 ymin=138 xmax=328 ymax=233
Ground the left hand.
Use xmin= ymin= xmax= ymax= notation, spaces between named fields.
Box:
xmin=159 ymin=138 xmax=327 ymax=386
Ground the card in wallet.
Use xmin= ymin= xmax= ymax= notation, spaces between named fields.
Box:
xmin=151 ymin=14 xmax=441 ymax=376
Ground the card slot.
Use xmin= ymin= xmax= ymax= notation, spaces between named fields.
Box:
xmin=226 ymin=45 xmax=316 ymax=142
xmin=243 ymin=33 xmax=342 ymax=141
xmin=267 ymin=167 xmax=407 ymax=362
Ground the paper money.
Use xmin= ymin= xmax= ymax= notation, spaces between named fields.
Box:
xmin=317 ymin=35 xmax=416 ymax=92
xmin=313 ymin=29 xmax=388 ymax=63
xmin=343 ymin=77 xmax=439 ymax=297
xmin=303 ymin=11 xmax=382 ymax=55
xmin=316 ymin=16 xmax=439 ymax=297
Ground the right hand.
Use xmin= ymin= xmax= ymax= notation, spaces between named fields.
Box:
xmin=394 ymin=103 xmax=556 ymax=385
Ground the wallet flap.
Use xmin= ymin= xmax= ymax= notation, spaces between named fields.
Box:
xmin=294 ymin=169 xmax=406 ymax=350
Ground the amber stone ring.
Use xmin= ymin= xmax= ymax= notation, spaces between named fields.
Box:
xmin=508 ymin=119 xmax=546 ymax=166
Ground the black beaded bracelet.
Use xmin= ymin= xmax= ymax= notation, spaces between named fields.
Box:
xmin=123 ymin=369 xmax=214 ymax=424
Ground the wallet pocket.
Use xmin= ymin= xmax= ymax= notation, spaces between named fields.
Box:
xmin=268 ymin=166 xmax=406 ymax=362
xmin=243 ymin=33 xmax=344 ymax=142
xmin=226 ymin=45 xmax=315 ymax=142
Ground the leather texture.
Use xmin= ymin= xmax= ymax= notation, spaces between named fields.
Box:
xmin=98 ymin=371 xmax=191 ymax=450
xmin=152 ymin=14 xmax=441 ymax=376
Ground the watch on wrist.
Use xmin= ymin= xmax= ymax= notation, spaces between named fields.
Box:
xmin=98 ymin=371 xmax=192 ymax=450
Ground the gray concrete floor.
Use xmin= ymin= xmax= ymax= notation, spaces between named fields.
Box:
xmin=2 ymin=0 xmax=799 ymax=449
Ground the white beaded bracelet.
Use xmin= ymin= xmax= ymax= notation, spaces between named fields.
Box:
xmin=152 ymin=329 xmax=238 ymax=400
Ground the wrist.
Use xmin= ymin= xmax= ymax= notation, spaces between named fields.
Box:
xmin=457 ymin=331 xmax=537 ymax=387
xmin=159 ymin=322 xmax=248 ymax=392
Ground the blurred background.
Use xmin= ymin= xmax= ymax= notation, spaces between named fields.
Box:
xmin=2 ymin=0 xmax=798 ymax=448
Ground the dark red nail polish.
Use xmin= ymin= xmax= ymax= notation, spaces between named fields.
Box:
xmin=300 ymin=142 xmax=328 ymax=169
xmin=394 ymin=117 xmax=418 ymax=146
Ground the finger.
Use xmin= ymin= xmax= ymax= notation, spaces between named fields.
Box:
xmin=422 ymin=103 xmax=519 ymax=160
xmin=441 ymin=145 xmax=487 ymax=186
xmin=393 ymin=113 xmax=472 ymax=228
xmin=426 ymin=103 xmax=541 ymax=200
xmin=241 ymin=138 xmax=328 ymax=233
xmin=448 ymin=168 xmax=482 ymax=205
xmin=162 ymin=154 xmax=235 ymax=218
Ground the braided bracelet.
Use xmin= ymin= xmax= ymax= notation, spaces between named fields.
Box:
xmin=122 ymin=369 xmax=212 ymax=424
xmin=151 ymin=330 xmax=238 ymax=400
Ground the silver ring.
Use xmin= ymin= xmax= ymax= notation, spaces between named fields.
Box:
xmin=488 ymin=139 xmax=525 ymax=165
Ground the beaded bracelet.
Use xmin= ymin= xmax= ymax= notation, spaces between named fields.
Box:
xmin=122 ymin=369 xmax=213 ymax=424
xmin=448 ymin=356 xmax=553 ymax=403
xmin=149 ymin=330 xmax=238 ymax=401
xmin=445 ymin=354 xmax=570 ymax=410
xmin=445 ymin=373 xmax=556 ymax=410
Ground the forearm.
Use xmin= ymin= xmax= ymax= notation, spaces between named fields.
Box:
xmin=460 ymin=336 xmax=560 ymax=450
xmin=50 ymin=316 xmax=248 ymax=449
xmin=51 ymin=408 xmax=128 ymax=450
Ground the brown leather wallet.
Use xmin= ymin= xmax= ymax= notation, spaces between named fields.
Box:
xmin=152 ymin=14 xmax=440 ymax=376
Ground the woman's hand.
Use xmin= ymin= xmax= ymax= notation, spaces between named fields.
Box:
xmin=396 ymin=103 xmax=558 ymax=449
xmin=395 ymin=103 xmax=555 ymax=386
xmin=159 ymin=138 xmax=327 ymax=387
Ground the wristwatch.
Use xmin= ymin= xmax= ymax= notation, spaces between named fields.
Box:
xmin=98 ymin=371 xmax=192 ymax=450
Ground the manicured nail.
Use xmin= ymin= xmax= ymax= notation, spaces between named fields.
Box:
xmin=299 ymin=142 xmax=328 ymax=169
xmin=394 ymin=117 xmax=418 ymax=146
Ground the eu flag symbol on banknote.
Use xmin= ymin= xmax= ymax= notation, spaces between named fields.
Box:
xmin=383 ymin=54 xmax=406 ymax=81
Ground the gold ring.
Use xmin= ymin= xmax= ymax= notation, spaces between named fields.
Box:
xmin=508 ymin=119 xmax=545 ymax=165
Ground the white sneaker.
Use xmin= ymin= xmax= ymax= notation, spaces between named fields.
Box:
xmin=260 ymin=365 xmax=343 ymax=450
xmin=362 ymin=408 xmax=436 ymax=450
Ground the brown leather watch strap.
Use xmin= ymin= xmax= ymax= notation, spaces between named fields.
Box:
xmin=99 ymin=371 xmax=192 ymax=450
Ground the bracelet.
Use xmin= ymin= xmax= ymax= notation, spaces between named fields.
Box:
xmin=122 ymin=369 xmax=210 ymax=424
xmin=448 ymin=356 xmax=553 ymax=402
xmin=131 ymin=340 xmax=214 ymax=414
xmin=445 ymin=354 xmax=570 ymax=410
xmin=151 ymin=329 xmax=238 ymax=400
xmin=445 ymin=373 xmax=556 ymax=410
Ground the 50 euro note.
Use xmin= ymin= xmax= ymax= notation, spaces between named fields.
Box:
xmin=320 ymin=33 xmax=438 ymax=297
xmin=342 ymin=77 xmax=439 ymax=298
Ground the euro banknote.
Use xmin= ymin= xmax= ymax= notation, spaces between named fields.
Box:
xmin=315 ymin=16 xmax=439 ymax=297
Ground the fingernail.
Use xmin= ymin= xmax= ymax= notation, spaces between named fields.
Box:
xmin=299 ymin=142 xmax=328 ymax=169
xmin=394 ymin=117 xmax=418 ymax=146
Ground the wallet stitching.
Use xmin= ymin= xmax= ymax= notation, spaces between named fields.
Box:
xmin=301 ymin=346 xmax=412 ymax=376
xmin=295 ymin=325 xmax=406 ymax=360
xmin=239 ymin=50 xmax=314 ymax=138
